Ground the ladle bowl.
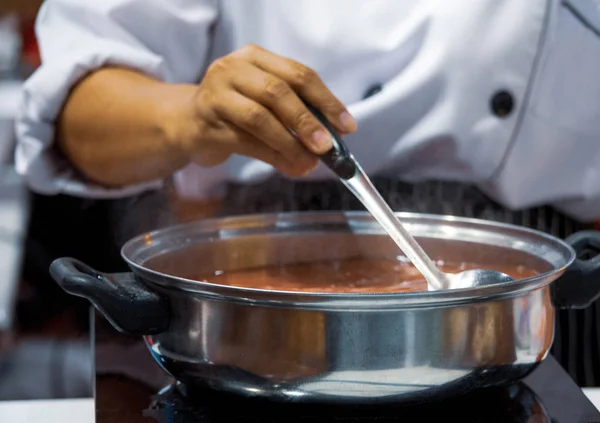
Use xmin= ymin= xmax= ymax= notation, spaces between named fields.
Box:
xmin=448 ymin=269 xmax=515 ymax=290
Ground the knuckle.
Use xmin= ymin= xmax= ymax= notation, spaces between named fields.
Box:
xmin=245 ymin=106 xmax=269 ymax=128
xmin=291 ymin=63 xmax=319 ymax=85
xmin=320 ymin=99 xmax=344 ymax=113
xmin=239 ymin=43 xmax=260 ymax=56
xmin=294 ymin=110 xmax=318 ymax=132
xmin=207 ymin=57 xmax=230 ymax=75
xmin=263 ymin=78 xmax=291 ymax=100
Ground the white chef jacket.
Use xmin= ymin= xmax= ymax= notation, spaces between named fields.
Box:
xmin=14 ymin=0 xmax=600 ymax=222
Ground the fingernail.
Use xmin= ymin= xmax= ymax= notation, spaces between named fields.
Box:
xmin=311 ymin=129 xmax=333 ymax=152
xmin=339 ymin=111 xmax=357 ymax=132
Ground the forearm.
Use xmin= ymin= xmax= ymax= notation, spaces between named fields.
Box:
xmin=55 ymin=45 xmax=355 ymax=189
xmin=57 ymin=67 xmax=196 ymax=187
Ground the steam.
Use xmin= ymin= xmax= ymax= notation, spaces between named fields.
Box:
xmin=110 ymin=183 xmax=177 ymax=247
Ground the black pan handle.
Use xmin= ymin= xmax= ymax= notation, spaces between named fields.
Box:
xmin=552 ymin=230 xmax=600 ymax=309
xmin=49 ymin=257 xmax=169 ymax=335
xmin=303 ymin=101 xmax=358 ymax=180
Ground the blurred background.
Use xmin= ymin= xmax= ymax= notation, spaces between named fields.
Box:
xmin=0 ymin=0 xmax=214 ymax=403
xmin=0 ymin=0 xmax=94 ymax=401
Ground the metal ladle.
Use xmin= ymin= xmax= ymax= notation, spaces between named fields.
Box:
xmin=306 ymin=104 xmax=513 ymax=291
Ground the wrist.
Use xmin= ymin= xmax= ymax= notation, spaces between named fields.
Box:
xmin=157 ymin=84 xmax=201 ymax=163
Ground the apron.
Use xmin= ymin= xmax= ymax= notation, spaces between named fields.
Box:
xmin=216 ymin=176 xmax=597 ymax=387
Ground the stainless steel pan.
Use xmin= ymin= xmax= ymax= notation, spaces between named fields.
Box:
xmin=49 ymin=212 xmax=600 ymax=404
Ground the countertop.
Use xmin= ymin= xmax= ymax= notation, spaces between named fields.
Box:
xmin=0 ymin=398 xmax=94 ymax=423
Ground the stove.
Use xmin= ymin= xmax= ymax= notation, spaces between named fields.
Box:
xmin=93 ymin=313 xmax=600 ymax=423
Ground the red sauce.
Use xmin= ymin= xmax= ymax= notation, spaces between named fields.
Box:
xmin=189 ymin=258 xmax=539 ymax=293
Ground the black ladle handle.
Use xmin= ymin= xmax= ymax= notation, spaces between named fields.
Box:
xmin=303 ymin=102 xmax=358 ymax=180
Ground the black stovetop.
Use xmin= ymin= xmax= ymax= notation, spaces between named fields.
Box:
xmin=94 ymin=314 xmax=600 ymax=423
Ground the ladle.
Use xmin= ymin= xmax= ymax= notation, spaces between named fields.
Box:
xmin=307 ymin=104 xmax=513 ymax=290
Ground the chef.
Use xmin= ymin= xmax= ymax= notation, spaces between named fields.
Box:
xmin=14 ymin=0 xmax=600 ymax=386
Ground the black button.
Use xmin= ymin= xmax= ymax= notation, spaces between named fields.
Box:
xmin=491 ymin=90 xmax=515 ymax=118
xmin=363 ymin=84 xmax=383 ymax=99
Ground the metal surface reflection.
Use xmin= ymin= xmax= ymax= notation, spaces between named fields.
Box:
xmin=146 ymin=284 xmax=553 ymax=403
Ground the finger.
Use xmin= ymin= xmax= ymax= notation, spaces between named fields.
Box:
xmin=217 ymin=124 xmax=316 ymax=178
xmin=214 ymin=90 xmax=318 ymax=171
xmin=227 ymin=62 xmax=334 ymax=155
xmin=234 ymin=44 xmax=357 ymax=134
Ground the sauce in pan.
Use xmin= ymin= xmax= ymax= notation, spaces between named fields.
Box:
xmin=189 ymin=258 xmax=540 ymax=293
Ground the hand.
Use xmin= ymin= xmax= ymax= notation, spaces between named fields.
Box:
xmin=176 ymin=44 xmax=358 ymax=177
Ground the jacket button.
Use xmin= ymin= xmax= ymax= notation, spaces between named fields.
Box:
xmin=363 ymin=84 xmax=383 ymax=99
xmin=491 ymin=90 xmax=515 ymax=118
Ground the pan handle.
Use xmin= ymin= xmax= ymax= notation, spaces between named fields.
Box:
xmin=552 ymin=230 xmax=600 ymax=309
xmin=49 ymin=257 xmax=169 ymax=335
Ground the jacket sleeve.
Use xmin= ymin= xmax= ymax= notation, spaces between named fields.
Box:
xmin=14 ymin=0 xmax=218 ymax=198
